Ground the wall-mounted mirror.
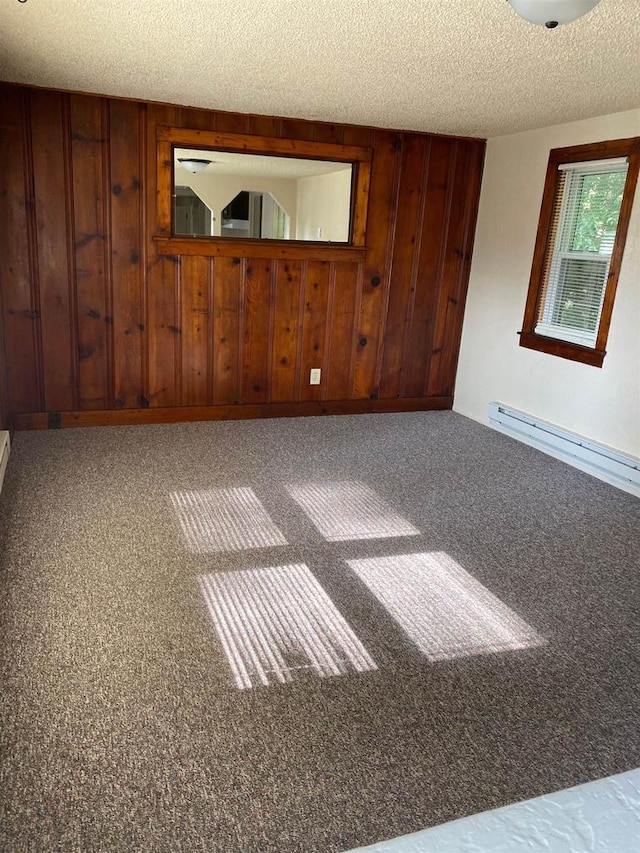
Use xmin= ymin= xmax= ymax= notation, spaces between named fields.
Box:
xmin=174 ymin=148 xmax=353 ymax=242
xmin=156 ymin=127 xmax=371 ymax=255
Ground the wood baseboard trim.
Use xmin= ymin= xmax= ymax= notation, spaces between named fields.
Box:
xmin=12 ymin=397 xmax=453 ymax=430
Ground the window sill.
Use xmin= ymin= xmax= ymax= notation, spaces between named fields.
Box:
xmin=519 ymin=330 xmax=605 ymax=368
xmin=153 ymin=236 xmax=367 ymax=262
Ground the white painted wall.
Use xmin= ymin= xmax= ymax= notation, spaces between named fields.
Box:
xmin=174 ymin=166 xmax=298 ymax=237
xmin=455 ymin=109 xmax=640 ymax=457
xmin=296 ymin=168 xmax=352 ymax=242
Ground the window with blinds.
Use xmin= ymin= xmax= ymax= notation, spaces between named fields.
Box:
xmin=535 ymin=158 xmax=628 ymax=347
xmin=520 ymin=137 xmax=639 ymax=367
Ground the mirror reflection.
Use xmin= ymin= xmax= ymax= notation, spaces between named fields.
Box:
xmin=173 ymin=148 xmax=353 ymax=242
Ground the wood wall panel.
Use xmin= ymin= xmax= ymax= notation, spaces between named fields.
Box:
xmin=0 ymin=87 xmax=41 ymax=415
xmin=241 ymin=259 xmax=272 ymax=404
xmin=70 ymin=95 xmax=110 ymax=409
xmin=109 ymin=100 xmax=144 ymax=409
xmin=30 ymin=91 xmax=76 ymax=413
xmin=211 ymin=257 xmax=242 ymax=404
xmin=402 ymin=137 xmax=455 ymax=398
xmin=180 ymin=255 xmax=211 ymax=406
xmin=323 ymin=262 xmax=360 ymax=401
xmin=0 ymin=83 xmax=485 ymax=429
xmin=270 ymin=260 xmax=303 ymax=403
xmin=352 ymin=131 xmax=402 ymax=400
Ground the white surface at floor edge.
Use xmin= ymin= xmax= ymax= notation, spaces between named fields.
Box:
xmin=345 ymin=768 xmax=640 ymax=852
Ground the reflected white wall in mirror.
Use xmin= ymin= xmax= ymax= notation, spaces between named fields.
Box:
xmin=170 ymin=487 xmax=287 ymax=553
xmin=347 ymin=552 xmax=545 ymax=661
xmin=286 ymin=481 xmax=420 ymax=541
xmin=174 ymin=148 xmax=352 ymax=241
xmin=199 ymin=563 xmax=377 ymax=689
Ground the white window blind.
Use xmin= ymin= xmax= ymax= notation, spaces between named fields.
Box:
xmin=535 ymin=157 xmax=628 ymax=348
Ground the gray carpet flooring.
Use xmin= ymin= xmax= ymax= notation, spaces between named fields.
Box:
xmin=0 ymin=411 xmax=639 ymax=852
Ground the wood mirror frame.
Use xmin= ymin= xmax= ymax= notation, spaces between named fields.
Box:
xmin=154 ymin=126 xmax=372 ymax=262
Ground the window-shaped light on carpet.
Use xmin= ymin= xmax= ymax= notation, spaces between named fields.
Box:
xmin=347 ymin=552 xmax=545 ymax=661
xmin=286 ymin=481 xmax=419 ymax=542
xmin=170 ymin=487 xmax=287 ymax=553
xmin=199 ymin=564 xmax=377 ymax=689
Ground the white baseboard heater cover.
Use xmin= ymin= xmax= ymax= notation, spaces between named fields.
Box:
xmin=0 ymin=431 xmax=9 ymax=497
xmin=488 ymin=403 xmax=640 ymax=498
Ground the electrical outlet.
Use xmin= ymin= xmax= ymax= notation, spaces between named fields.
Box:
xmin=310 ymin=368 xmax=321 ymax=385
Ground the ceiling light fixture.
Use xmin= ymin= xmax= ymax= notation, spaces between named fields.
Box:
xmin=507 ymin=0 xmax=601 ymax=28
xmin=177 ymin=158 xmax=213 ymax=173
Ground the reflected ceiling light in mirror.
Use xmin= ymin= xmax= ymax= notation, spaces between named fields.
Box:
xmin=177 ymin=157 xmax=214 ymax=173
xmin=286 ymin=481 xmax=419 ymax=542
xmin=170 ymin=487 xmax=287 ymax=553
xmin=199 ymin=564 xmax=377 ymax=689
xmin=347 ymin=552 xmax=545 ymax=661
xmin=507 ymin=0 xmax=601 ymax=28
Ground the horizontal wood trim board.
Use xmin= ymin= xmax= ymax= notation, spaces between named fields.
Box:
xmin=157 ymin=126 xmax=373 ymax=162
xmin=154 ymin=237 xmax=367 ymax=262
xmin=13 ymin=397 xmax=453 ymax=430
xmin=0 ymin=84 xmax=486 ymax=430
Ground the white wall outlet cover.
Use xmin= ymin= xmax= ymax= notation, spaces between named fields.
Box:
xmin=310 ymin=368 xmax=321 ymax=385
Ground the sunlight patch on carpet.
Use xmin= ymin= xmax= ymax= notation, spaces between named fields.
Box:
xmin=286 ymin=481 xmax=419 ymax=541
xmin=170 ymin=487 xmax=287 ymax=553
xmin=347 ymin=552 xmax=545 ymax=661
xmin=199 ymin=563 xmax=377 ymax=689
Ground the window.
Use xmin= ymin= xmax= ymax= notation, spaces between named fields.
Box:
xmin=520 ymin=138 xmax=639 ymax=367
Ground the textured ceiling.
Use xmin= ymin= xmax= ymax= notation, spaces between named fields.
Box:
xmin=1 ymin=0 xmax=639 ymax=138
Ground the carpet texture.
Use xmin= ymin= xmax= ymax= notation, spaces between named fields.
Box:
xmin=0 ymin=411 xmax=639 ymax=852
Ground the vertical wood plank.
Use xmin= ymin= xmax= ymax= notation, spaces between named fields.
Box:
xmin=241 ymin=258 xmax=272 ymax=404
xmin=427 ymin=141 xmax=485 ymax=397
xmin=70 ymin=94 xmax=110 ymax=409
xmin=146 ymin=103 xmax=179 ymax=407
xmin=379 ymin=135 xmax=430 ymax=399
xmin=247 ymin=115 xmax=282 ymax=138
xmin=352 ymin=130 xmax=402 ymax=399
xmin=0 ymin=87 xmax=41 ymax=414
xmin=30 ymin=90 xmax=76 ymax=412
xmin=214 ymin=112 xmax=250 ymax=134
xmin=313 ymin=123 xmax=345 ymax=144
xmin=180 ymin=255 xmax=211 ymax=405
xmin=402 ymin=138 xmax=455 ymax=398
xmin=342 ymin=126 xmax=374 ymax=148
xmin=279 ymin=119 xmax=315 ymax=141
xmin=212 ymin=256 xmax=242 ymax=404
xmin=270 ymin=260 xmax=302 ymax=402
xmin=323 ymin=262 xmax=360 ymax=400
xmin=298 ymin=260 xmax=330 ymax=401
xmin=110 ymin=99 xmax=144 ymax=409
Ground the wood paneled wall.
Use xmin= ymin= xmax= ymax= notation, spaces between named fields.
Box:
xmin=0 ymin=84 xmax=485 ymax=429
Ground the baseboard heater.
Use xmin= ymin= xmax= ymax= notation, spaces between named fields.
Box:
xmin=488 ymin=403 xmax=640 ymax=498
xmin=0 ymin=431 xmax=9 ymax=497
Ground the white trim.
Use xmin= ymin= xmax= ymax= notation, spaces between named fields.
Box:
xmin=0 ymin=431 xmax=10 ymax=497
xmin=558 ymin=156 xmax=628 ymax=172
xmin=488 ymin=403 xmax=640 ymax=498
xmin=534 ymin=321 xmax=597 ymax=347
